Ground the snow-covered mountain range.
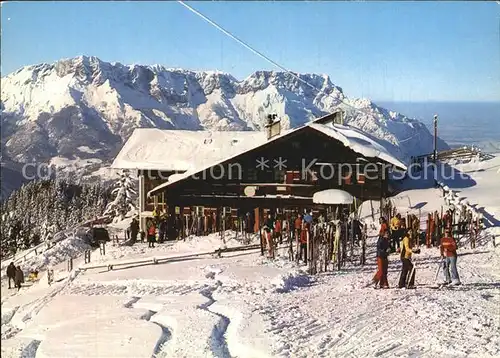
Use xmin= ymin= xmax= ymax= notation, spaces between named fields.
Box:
xmin=1 ymin=56 xmax=448 ymax=194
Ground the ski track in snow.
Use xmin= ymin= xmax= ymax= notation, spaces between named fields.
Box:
xmin=122 ymin=296 xmax=172 ymax=358
xmin=19 ymin=340 xmax=41 ymax=358
xmin=62 ymin=280 xmax=212 ymax=296
xmin=198 ymin=283 xmax=232 ymax=358
xmin=2 ymin=268 xmax=83 ymax=341
xmin=253 ymin=244 xmax=500 ymax=358
xmin=2 ymin=182 xmax=499 ymax=358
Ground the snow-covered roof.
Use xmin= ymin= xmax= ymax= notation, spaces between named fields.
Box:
xmin=147 ymin=121 xmax=407 ymax=197
xmin=111 ymin=128 xmax=267 ymax=171
xmin=312 ymin=189 xmax=354 ymax=204
xmin=147 ymin=125 xmax=305 ymax=196
xmin=309 ymin=123 xmax=407 ymax=170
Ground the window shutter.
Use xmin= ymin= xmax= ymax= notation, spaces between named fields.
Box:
xmin=344 ymin=174 xmax=352 ymax=185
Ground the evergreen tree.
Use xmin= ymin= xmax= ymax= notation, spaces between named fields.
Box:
xmin=0 ymin=177 xmax=112 ymax=257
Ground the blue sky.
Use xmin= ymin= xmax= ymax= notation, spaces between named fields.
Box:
xmin=1 ymin=1 xmax=499 ymax=102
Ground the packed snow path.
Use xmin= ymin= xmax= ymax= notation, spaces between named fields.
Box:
xmin=2 ymin=233 xmax=498 ymax=358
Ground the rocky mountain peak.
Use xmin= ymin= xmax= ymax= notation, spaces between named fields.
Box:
xmin=1 ymin=56 xmax=449 ymax=168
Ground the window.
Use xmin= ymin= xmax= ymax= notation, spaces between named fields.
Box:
xmin=344 ymin=173 xmax=352 ymax=185
xmin=274 ymin=169 xmax=285 ymax=182
xmin=246 ymin=168 xmax=258 ymax=181
xmin=286 ymin=170 xmax=316 ymax=183
xmin=229 ymin=164 xmax=242 ymax=181
xmin=304 ymin=170 xmax=318 ymax=183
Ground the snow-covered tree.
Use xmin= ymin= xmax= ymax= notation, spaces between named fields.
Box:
xmin=0 ymin=178 xmax=111 ymax=257
xmin=104 ymin=170 xmax=137 ymax=223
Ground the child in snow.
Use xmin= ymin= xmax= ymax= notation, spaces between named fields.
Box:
xmin=440 ymin=229 xmax=461 ymax=285
xmin=147 ymin=222 xmax=156 ymax=248
xmin=373 ymin=231 xmax=391 ymax=288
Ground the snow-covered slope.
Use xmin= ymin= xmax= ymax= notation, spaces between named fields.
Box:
xmin=1 ymin=56 xmax=448 ymax=167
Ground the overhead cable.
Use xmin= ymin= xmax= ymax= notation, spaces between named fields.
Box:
xmin=177 ymin=1 xmax=421 ymax=145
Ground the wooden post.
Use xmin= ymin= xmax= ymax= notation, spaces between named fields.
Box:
xmin=360 ymin=223 xmax=367 ymax=265
xmin=260 ymin=226 xmax=265 ymax=256
xmin=221 ymin=209 xmax=226 ymax=246
xmin=67 ymin=258 xmax=73 ymax=271
xmin=84 ymin=250 xmax=91 ymax=264
xmin=379 ymin=198 xmax=384 ymax=219
xmin=254 ymin=207 xmax=260 ymax=233
xmin=433 ymin=115 xmax=438 ymax=163
xmin=47 ymin=269 xmax=54 ymax=285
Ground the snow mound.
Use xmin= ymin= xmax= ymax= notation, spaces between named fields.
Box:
xmin=18 ymin=235 xmax=90 ymax=273
xmin=313 ymin=188 xmax=354 ymax=205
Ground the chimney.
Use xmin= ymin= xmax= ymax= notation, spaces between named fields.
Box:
xmin=265 ymin=114 xmax=281 ymax=140
xmin=333 ymin=110 xmax=344 ymax=125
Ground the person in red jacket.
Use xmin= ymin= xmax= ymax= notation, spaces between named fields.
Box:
xmin=294 ymin=214 xmax=303 ymax=244
xmin=147 ymin=222 xmax=156 ymax=248
xmin=442 ymin=210 xmax=452 ymax=231
xmin=440 ymin=229 xmax=461 ymax=285
xmin=379 ymin=217 xmax=389 ymax=237
xmin=299 ymin=220 xmax=310 ymax=264
xmin=274 ymin=218 xmax=282 ymax=245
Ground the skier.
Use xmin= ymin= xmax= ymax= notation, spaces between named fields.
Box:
xmin=263 ymin=213 xmax=275 ymax=258
xmin=243 ymin=212 xmax=253 ymax=243
xmin=390 ymin=213 xmax=401 ymax=252
xmin=158 ymin=216 xmax=168 ymax=243
xmin=299 ymin=219 xmax=310 ymax=264
xmin=398 ymin=229 xmax=420 ymax=289
xmin=147 ymin=222 xmax=156 ymax=248
xmin=443 ymin=209 xmax=452 ymax=231
xmin=14 ymin=266 xmax=24 ymax=290
xmin=274 ymin=216 xmax=282 ymax=245
xmin=152 ymin=206 xmax=161 ymax=224
xmin=6 ymin=262 xmax=16 ymax=289
xmin=440 ymin=229 xmax=461 ymax=285
xmin=372 ymin=231 xmax=391 ymax=288
xmin=351 ymin=216 xmax=362 ymax=246
xmin=379 ymin=217 xmax=389 ymax=237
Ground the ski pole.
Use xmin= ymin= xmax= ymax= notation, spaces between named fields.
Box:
xmin=435 ymin=258 xmax=445 ymax=283
xmin=407 ymin=261 xmax=416 ymax=288
xmin=434 ymin=260 xmax=442 ymax=282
